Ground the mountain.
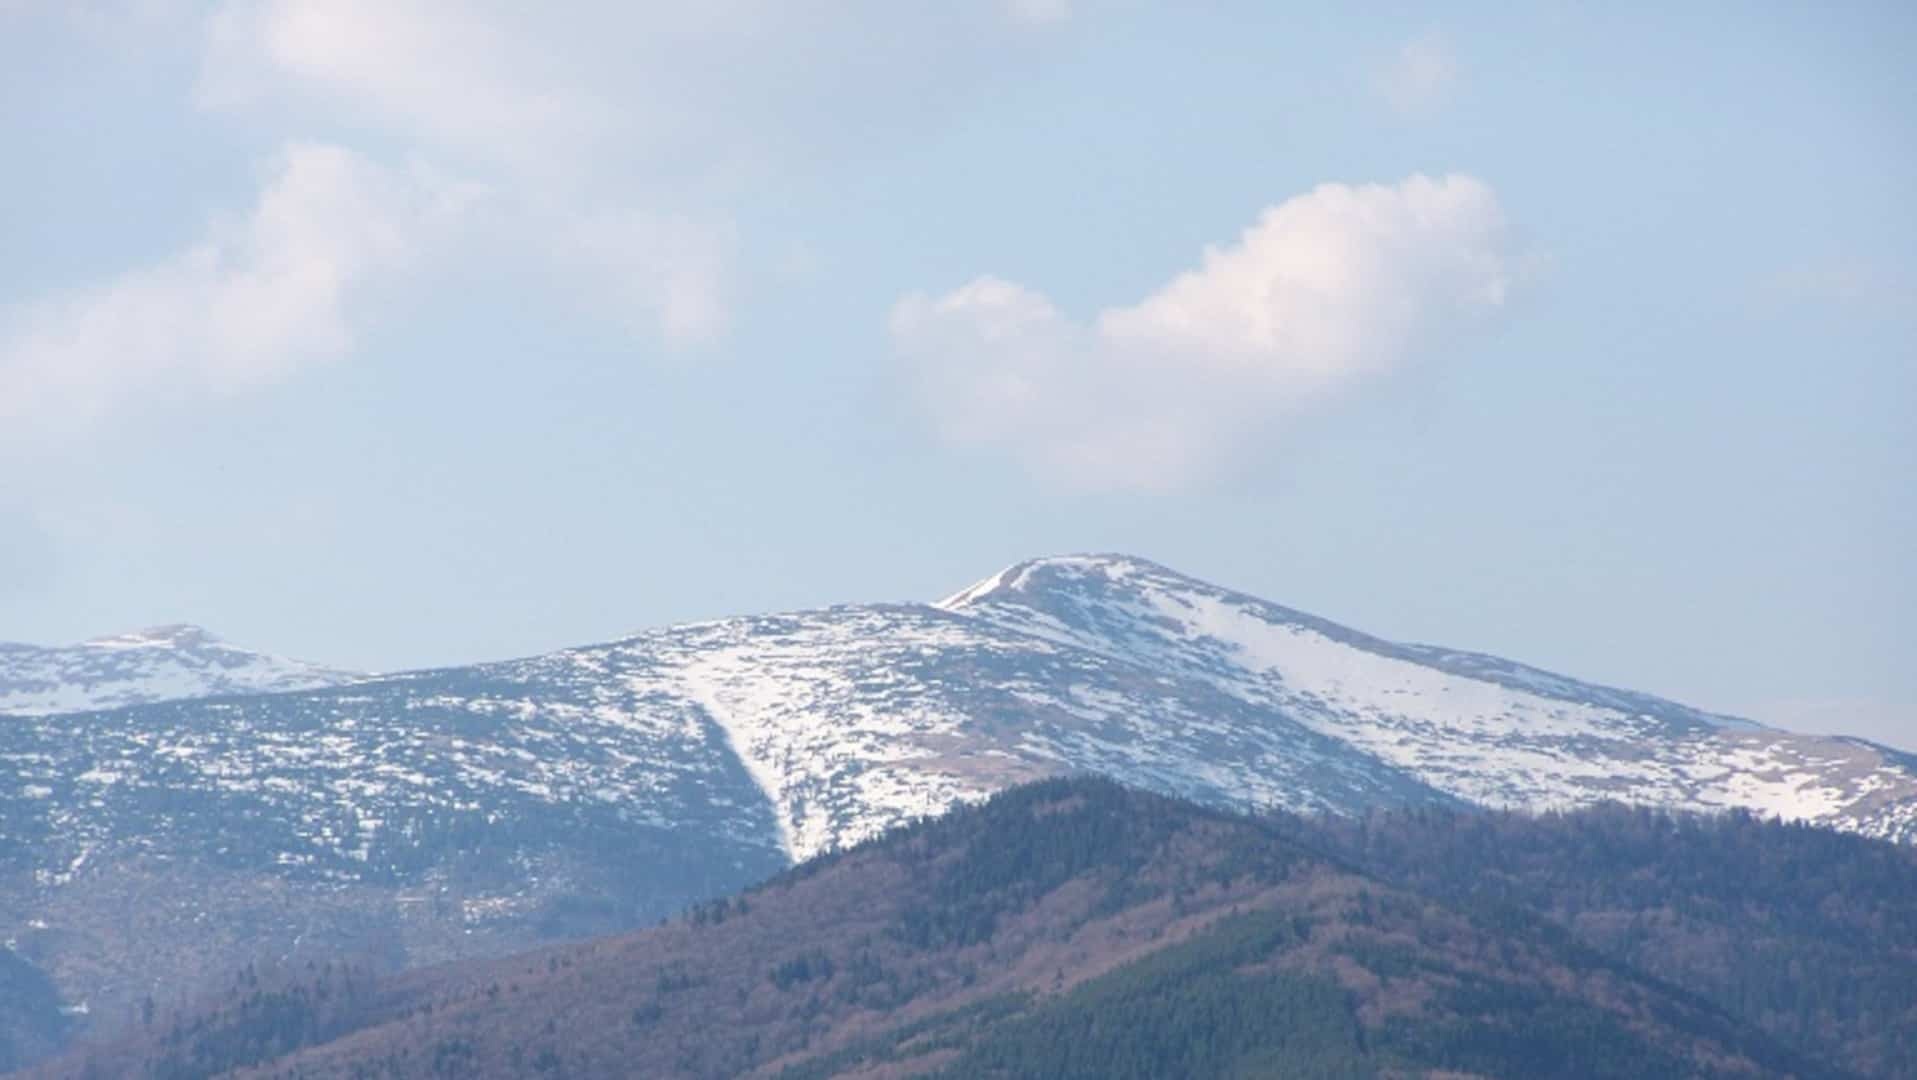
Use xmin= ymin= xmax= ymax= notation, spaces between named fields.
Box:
xmin=0 ymin=625 xmax=362 ymax=716
xmin=937 ymin=557 xmax=1917 ymax=845
xmin=4 ymin=554 xmax=1914 ymax=1063
xmin=35 ymin=779 xmax=1909 ymax=1080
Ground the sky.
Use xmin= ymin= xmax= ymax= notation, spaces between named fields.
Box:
xmin=1 ymin=2 xmax=1912 ymax=750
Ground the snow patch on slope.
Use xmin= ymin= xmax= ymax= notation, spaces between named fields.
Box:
xmin=661 ymin=611 xmax=1028 ymax=860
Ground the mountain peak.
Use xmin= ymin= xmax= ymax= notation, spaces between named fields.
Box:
xmin=934 ymin=552 xmax=1175 ymax=610
xmin=83 ymin=624 xmax=224 ymax=651
xmin=2 ymin=626 xmax=362 ymax=717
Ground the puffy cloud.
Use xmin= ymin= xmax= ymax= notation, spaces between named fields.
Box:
xmin=891 ymin=174 xmax=1519 ymax=490
xmin=3 ymin=1 xmax=1080 ymax=442
xmin=0 ymin=143 xmax=471 ymax=440
xmin=195 ymin=1 xmax=745 ymax=352
xmin=1377 ymin=31 xmax=1457 ymax=115
xmin=187 ymin=0 xmax=1084 ymax=352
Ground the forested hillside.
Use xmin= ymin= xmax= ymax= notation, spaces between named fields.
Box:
xmin=1301 ymin=803 xmax=1917 ymax=1077
xmin=35 ymin=779 xmax=1910 ymax=1079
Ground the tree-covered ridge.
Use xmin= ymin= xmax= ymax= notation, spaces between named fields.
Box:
xmin=30 ymin=779 xmax=1906 ymax=1079
xmin=1301 ymin=802 xmax=1917 ymax=1078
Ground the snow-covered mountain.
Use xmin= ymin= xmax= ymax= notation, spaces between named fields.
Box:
xmin=937 ymin=556 xmax=1917 ymax=843
xmin=0 ymin=624 xmax=363 ymax=715
xmin=5 ymin=554 xmax=1915 ymax=1038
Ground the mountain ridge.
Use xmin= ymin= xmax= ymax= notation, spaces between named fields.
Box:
xmin=0 ymin=623 xmax=363 ymax=716
xmin=3 ymin=553 xmax=1914 ymax=1063
xmin=941 ymin=553 xmax=1763 ymax=731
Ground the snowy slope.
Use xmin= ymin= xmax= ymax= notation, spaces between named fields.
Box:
xmin=649 ymin=605 xmax=1443 ymax=858
xmin=938 ymin=555 xmax=1917 ymax=845
xmin=0 ymin=624 xmax=363 ymax=715
xmin=6 ymin=559 xmax=1912 ymax=877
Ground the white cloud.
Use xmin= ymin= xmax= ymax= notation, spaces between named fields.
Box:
xmin=187 ymin=0 xmax=1082 ymax=343
xmin=891 ymin=174 xmax=1518 ymax=491
xmin=1377 ymin=31 xmax=1457 ymax=115
xmin=0 ymin=143 xmax=471 ymax=440
xmin=196 ymin=1 xmax=734 ymax=350
xmin=3 ymin=1 xmax=1087 ymax=441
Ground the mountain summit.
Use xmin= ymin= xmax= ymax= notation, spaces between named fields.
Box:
xmin=4 ymin=554 xmax=1914 ymax=1046
xmin=81 ymin=623 xmax=226 ymax=650
xmin=934 ymin=553 xmax=1846 ymax=821
xmin=0 ymin=624 xmax=363 ymax=715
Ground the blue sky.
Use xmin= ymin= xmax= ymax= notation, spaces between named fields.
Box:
xmin=2 ymin=2 xmax=1912 ymax=749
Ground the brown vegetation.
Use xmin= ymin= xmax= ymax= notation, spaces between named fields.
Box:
xmin=31 ymin=781 xmax=1896 ymax=1080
